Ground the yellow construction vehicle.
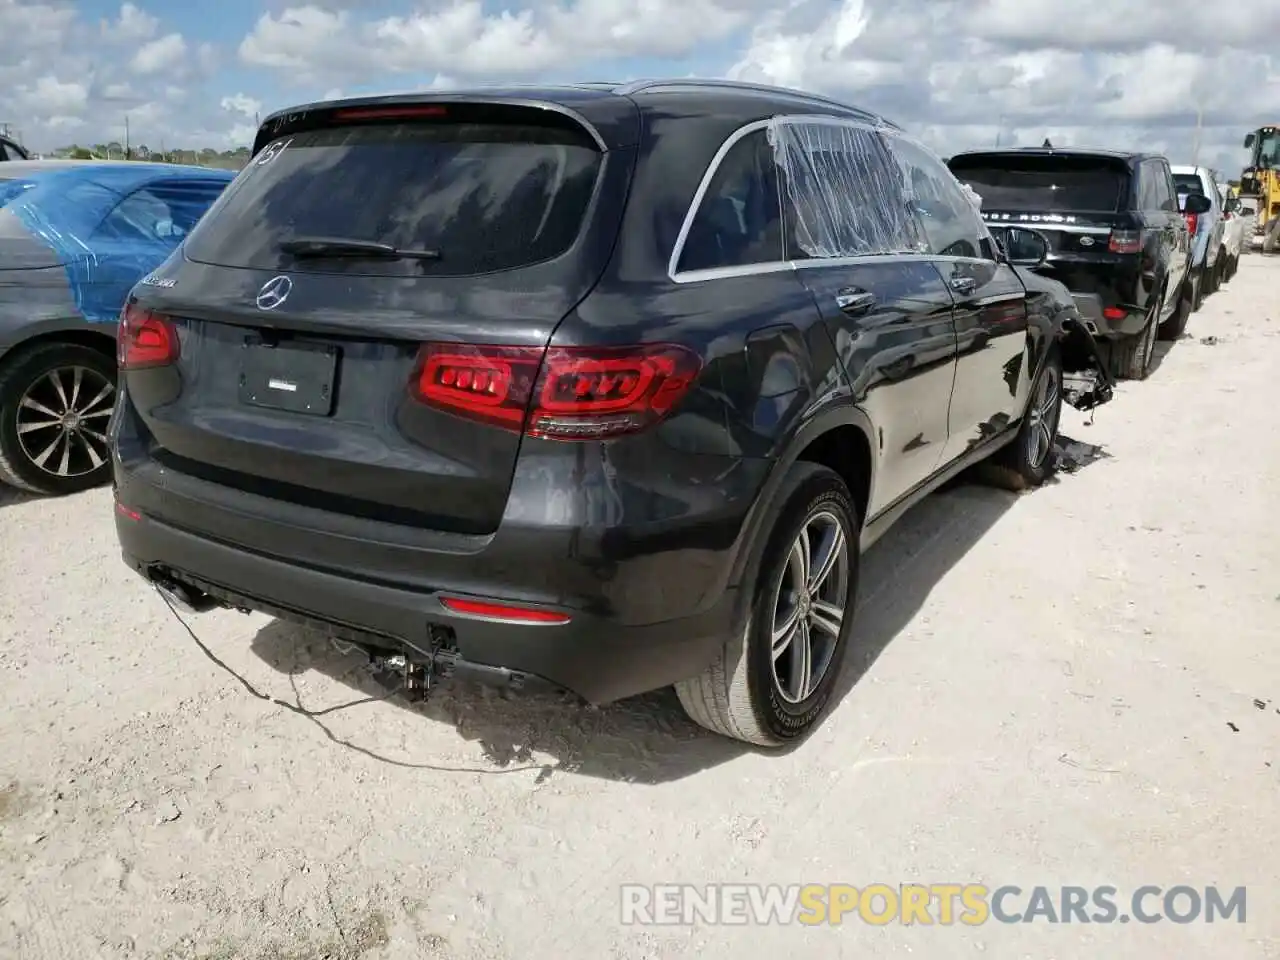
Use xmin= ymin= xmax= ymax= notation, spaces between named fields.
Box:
xmin=1240 ymin=125 xmax=1280 ymax=251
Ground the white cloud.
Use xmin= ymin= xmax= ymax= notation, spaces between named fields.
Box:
xmin=101 ymin=2 xmax=158 ymax=43
xmin=1 ymin=0 xmax=1278 ymax=179
xmin=132 ymin=32 xmax=187 ymax=75
xmin=220 ymin=93 xmax=263 ymax=118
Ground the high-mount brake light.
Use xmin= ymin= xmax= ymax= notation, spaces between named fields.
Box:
xmin=118 ymin=303 xmax=179 ymax=370
xmin=333 ymin=106 xmax=449 ymax=121
xmin=410 ymin=342 xmax=702 ymax=441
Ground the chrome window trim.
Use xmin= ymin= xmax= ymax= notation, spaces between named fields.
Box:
xmin=984 ymin=219 xmax=1111 ymax=236
xmin=668 ymin=114 xmax=914 ymax=284
xmin=667 ymin=117 xmax=776 ymax=283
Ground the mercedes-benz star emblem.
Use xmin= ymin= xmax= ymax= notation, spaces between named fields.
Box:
xmin=256 ymin=275 xmax=292 ymax=311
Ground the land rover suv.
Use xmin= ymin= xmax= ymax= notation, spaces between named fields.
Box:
xmin=110 ymin=81 xmax=1110 ymax=747
xmin=949 ymin=148 xmax=1195 ymax=380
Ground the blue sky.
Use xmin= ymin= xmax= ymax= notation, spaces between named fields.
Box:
xmin=2 ymin=0 xmax=1276 ymax=176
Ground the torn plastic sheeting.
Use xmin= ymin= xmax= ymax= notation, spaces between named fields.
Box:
xmin=768 ymin=117 xmax=927 ymax=258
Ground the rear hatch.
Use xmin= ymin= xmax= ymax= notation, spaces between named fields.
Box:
xmin=120 ymin=101 xmax=628 ymax=536
xmin=949 ymin=152 xmax=1140 ymax=300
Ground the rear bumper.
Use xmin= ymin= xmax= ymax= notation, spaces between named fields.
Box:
xmin=1068 ymin=293 xmax=1148 ymax=339
xmin=116 ymin=507 xmax=738 ymax=704
xmin=111 ymin=450 xmax=758 ymax=705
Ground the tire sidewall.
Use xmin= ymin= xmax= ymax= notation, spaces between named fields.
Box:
xmin=745 ymin=468 xmax=860 ymax=743
xmin=0 ymin=344 xmax=117 ymax=496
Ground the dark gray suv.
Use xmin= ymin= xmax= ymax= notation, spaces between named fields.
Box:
xmin=110 ymin=80 xmax=1111 ymax=747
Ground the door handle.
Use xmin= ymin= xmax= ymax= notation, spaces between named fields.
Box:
xmin=835 ymin=288 xmax=876 ymax=315
xmin=950 ymin=276 xmax=977 ymax=296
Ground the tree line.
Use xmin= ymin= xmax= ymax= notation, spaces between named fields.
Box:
xmin=48 ymin=143 xmax=252 ymax=170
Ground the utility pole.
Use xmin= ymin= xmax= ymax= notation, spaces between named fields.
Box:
xmin=124 ymin=114 xmax=131 ymax=159
xmin=1191 ymin=104 xmax=1203 ymax=167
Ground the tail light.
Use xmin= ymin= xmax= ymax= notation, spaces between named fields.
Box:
xmin=118 ymin=303 xmax=178 ymax=370
xmin=410 ymin=342 xmax=702 ymax=441
xmin=1107 ymin=229 xmax=1143 ymax=254
xmin=1183 ymin=213 xmax=1199 ymax=236
xmin=1102 ymin=306 xmax=1127 ymax=321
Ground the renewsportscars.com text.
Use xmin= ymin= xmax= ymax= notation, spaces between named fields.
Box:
xmin=619 ymin=883 xmax=1247 ymax=926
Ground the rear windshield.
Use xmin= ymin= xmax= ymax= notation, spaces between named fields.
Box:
xmin=1172 ymin=173 xmax=1205 ymax=195
xmin=184 ymin=122 xmax=603 ymax=277
xmin=949 ymin=156 xmax=1130 ymax=213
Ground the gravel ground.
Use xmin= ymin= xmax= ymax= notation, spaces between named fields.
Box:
xmin=2 ymin=258 xmax=1278 ymax=960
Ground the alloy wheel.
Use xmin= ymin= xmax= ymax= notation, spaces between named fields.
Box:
xmin=1024 ymin=364 xmax=1061 ymax=469
xmin=770 ymin=510 xmax=851 ymax=704
xmin=15 ymin=365 xmax=116 ymax=479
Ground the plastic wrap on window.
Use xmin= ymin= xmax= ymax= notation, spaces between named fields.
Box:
xmin=0 ymin=167 xmax=231 ymax=324
xmin=767 ymin=118 xmax=927 ymax=258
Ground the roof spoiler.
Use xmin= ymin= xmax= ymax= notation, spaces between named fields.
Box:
xmin=251 ymin=95 xmax=609 ymax=157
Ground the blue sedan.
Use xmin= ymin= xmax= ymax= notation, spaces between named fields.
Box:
xmin=0 ymin=160 xmax=234 ymax=495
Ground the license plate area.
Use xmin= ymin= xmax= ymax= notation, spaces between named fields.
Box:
xmin=238 ymin=337 xmax=339 ymax=416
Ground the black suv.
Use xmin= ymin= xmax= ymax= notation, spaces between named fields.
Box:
xmin=110 ymin=81 xmax=1111 ymax=747
xmin=948 ymin=148 xmax=1197 ymax=380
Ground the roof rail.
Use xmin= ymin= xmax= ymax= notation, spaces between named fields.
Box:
xmin=614 ymin=77 xmax=877 ymax=118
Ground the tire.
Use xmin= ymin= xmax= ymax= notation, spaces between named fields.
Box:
xmin=988 ymin=346 xmax=1063 ymax=489
xmin=1158 ymin=282 xmax=1192 ymax=341
xmin=1190 ymin=267 xmax=1205 ymax=311
xmin=676 ymin=462 xmax=860 ymax=747
xmin=1102 ymin=295 xmax=1160 ymax=381
xmin=0 ymin=342 xmax=118 ymax=496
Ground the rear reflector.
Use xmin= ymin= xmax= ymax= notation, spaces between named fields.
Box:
xmin=115 ymin=501 xmax=141 ymax=521
xmin=118 ymin=303 xmax=179 ymax=370
xmin=411 ymin=342 xmax=702 ymax=441
xmin=1108 ymin=229 xmax=1143 ymax=254
xmin=439 ymin=595 xmax=571 ymax=624
xmin=1102 ymin=307 xmax=1127 ymax=321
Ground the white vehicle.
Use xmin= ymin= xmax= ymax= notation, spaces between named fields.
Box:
xmin=1217 ymin=184 xmax=1251 ymax=267
xmin=1172 ymin=165 xmax=1236 ymax=289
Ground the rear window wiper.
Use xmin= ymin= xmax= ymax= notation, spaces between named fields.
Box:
xmin=278 ymin=236 xmax=442 ymax=261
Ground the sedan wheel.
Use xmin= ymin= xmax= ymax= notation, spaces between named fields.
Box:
xmin=0 ymin=343 xmax=118 ymax=496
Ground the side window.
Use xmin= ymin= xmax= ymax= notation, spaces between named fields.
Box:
xmin=772 ymin=121 xmax=923 ymax=258
xmin=96 ymin=181 xmax=225 ymax=246
xmin=97 ymin=188 xmax=173 ymax=244
xmin=885 ymin=134 xmax=990 ymax=259
xmin=1159 ymin=166 xmax=1179 ymax=212
xmin=677 ymin=130 xmax=783 ymax=273
xmin=1137 ymin=163 xmax=1158 ymax=210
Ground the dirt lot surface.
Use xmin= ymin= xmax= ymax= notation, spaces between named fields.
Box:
xmin=2 ymin=259 xmax=1278 ymax=960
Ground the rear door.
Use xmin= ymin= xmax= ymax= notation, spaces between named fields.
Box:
xmin=890 ymin=137 xmax=1032 ymax=464
xmin=774 ymin=119 xmax=959 ymax=516
xmin=122 ymin=103 xmax=628 ymax=536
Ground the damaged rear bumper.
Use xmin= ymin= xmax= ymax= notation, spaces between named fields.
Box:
xmin=1059 ymin=317 xmax=1115 ymax=411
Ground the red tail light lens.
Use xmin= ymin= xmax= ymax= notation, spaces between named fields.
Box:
xmin=1107 ymin=229 xmax=1143 ymax=254
xmin=439 ymin=595 xmax=570 ymax=624
xmin=411 ymin=342 xmax=702 ymax=440
xmin=1102 ymin=306 xmax=1127 ymax=321
xmin=118 ymin=303 xmax=178 ymax=370
xmin=1183 ymin=213 xmax=1199 ymax=235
